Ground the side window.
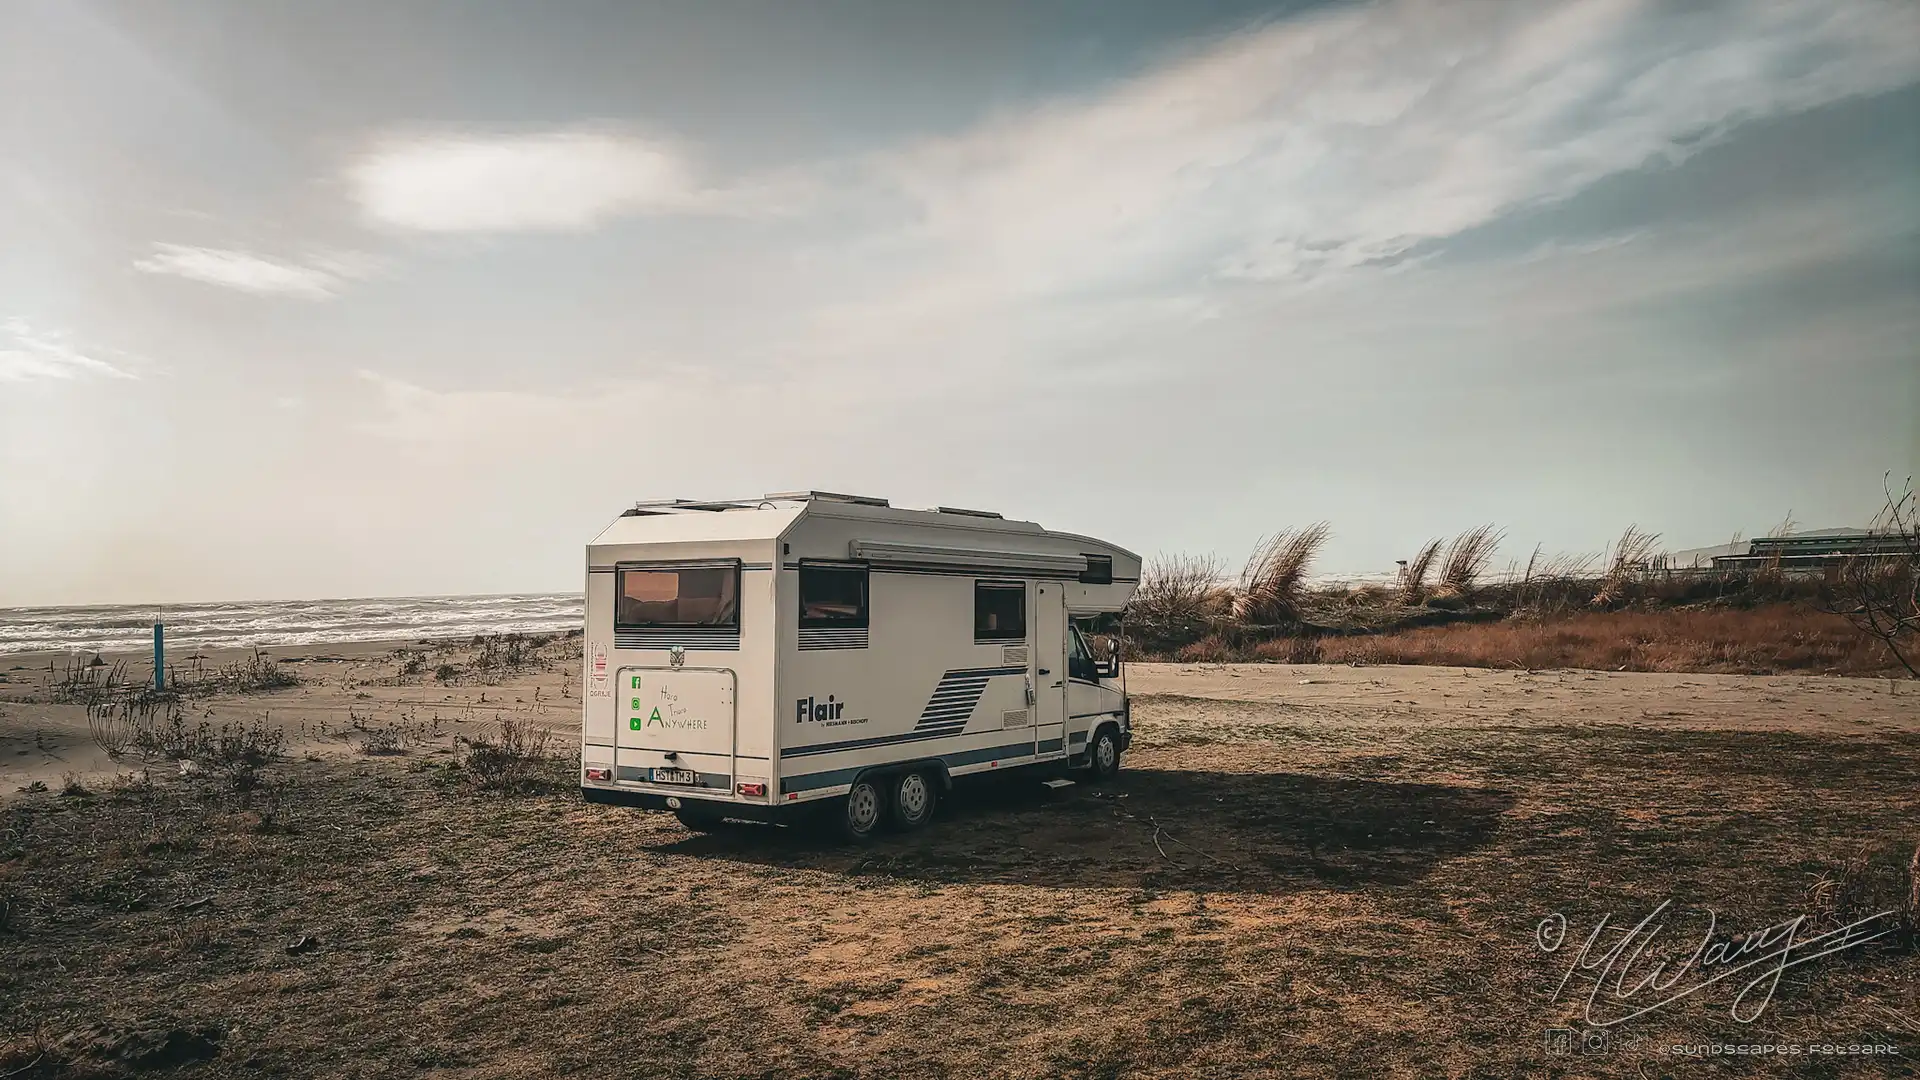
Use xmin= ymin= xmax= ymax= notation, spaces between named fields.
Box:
xmin=799 ymin=565 xmax=868 ymax=628
xmin=1068 ymin=624 xmax=1098 ymax=681
xmin=973 ymin=582 xmax=1026 ymax=642
xmin=1078 ymin=555 xmax=1113 ymax=585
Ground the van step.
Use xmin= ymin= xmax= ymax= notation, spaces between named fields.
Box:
xmin=1042 ymin=778 xmax=1076 ymax=789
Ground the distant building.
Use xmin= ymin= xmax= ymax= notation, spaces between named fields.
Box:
xmin=1708 ymin=529 xmax=1908 ymax=573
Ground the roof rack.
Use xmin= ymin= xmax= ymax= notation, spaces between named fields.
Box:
xmin=934 ymin=505 xmax=1003 ymax=519
xmin=624 ymin=497 xmax=767 ymax=516
xmin=621 ymin=491 xmax=893 ymax=517
xmin=762 ymin=490 xmax=891 ymax=508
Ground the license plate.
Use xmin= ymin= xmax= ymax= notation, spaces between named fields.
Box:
xmin=651 ymin=768 xmax=697 ymax=785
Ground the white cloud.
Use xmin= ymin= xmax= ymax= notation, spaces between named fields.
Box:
xmin=345 ymin=128 xmax=788 ymax=233
xmin=134 ymin=244 xmax=371 ymax=299
xmin=0 ymin=318 xmax=138 ymax=382
xmin=860 ymin=0 xmax=1919 ymax=300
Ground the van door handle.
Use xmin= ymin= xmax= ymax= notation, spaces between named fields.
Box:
xmin=1037 ymin=668 xmax=1050 ymax=675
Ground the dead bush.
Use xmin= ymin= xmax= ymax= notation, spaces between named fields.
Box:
xmin=1129 ymin=554 xmax=1228 ymax=652
xmin=455 ymin=717 xmax=560 ymax=794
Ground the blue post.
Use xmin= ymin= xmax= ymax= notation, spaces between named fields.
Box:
xmin=154 ymin=618 xmax=165 ymax=690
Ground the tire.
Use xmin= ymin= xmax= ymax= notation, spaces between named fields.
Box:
xmin=889 ymin=770 xmax=938 ymax=831
xmin=673 ymin=807 xmax=729 ymax=832
xmin=1088 ymin=725 xmax=1122 ymax=781
xmin=840 ymin=776 xmax=887 ymax=842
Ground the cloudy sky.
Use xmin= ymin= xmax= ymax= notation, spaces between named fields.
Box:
xmin=2 ymin=0 xmax=1917 ymax=605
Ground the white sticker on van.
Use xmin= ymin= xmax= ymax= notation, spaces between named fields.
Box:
xmin=588 ymin=641 xmax=610 ymax=697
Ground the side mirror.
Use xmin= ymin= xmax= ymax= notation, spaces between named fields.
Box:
xmin=1093 ymin=657 xmax=1118 ymax=680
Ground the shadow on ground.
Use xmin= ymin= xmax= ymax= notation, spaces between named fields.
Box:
xmin=647 ymin=768 xmax=1517 ymax=895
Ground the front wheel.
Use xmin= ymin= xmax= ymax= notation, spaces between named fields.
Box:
xmin=890 ymin=770 xmax=938 ymax=831
xmin=1088 ymin=726 xmax=1122 ymax=781
xmin=840 ymin=776 xmax=887 ymax=842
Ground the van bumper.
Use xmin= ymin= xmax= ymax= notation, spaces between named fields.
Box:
xmin=580 ymin=786 xmax=793 ymax=823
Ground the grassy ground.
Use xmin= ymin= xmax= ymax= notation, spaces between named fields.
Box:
xmin=2 ymin=665 xmax=1918 ymax=1078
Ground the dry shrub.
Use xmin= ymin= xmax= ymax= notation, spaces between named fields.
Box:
xmin=1435 ymin=525 xmax=1503 ymax=600
xmin=1130 ymin=554 xmax=1228 ymax=652
xmin=457 ymin=717 xmax=560 ymax=794
xmin=1232 ymin=523 xmax=1331 ymax=627
xmin=1825 ymin=479 xmax=1919 ymax=677
xmin=1808 ymin=840 xmax=1919 ymax=954
xmin=1399 ymin=540 xmax=1442 ymax=604
xmin=1249 ymin=637 xmax=1324 ymax=664
xmin=1306 ymin=606 xmax=1893 ymax=675
xmin=1173 ymin=636 xmax=1237 ymax=664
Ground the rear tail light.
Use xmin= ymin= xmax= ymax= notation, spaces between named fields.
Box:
xmin=584 ymin=767 xmax=612 ymax=782
xmin=736 ymin=782 xmax=767 ymax=797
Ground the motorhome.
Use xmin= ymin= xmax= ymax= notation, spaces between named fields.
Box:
xmin=578 ymin=491 xmax=1141 ymax=838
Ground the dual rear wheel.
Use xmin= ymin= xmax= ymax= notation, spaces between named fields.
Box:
xmin=840 ymin=769 xmax=938 ymax=841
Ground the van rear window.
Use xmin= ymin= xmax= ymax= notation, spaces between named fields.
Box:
xmin=616 ymin=565 xmax=739 ymax=628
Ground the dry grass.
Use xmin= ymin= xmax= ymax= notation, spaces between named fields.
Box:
xmin=1592 ymin=525 xmax=1663 ymax=608
xmin=1246 ymin=605 xmax=1898 ymax=674
xmin=1397 ymin=539 xmax=1441 ymax=604
xmin=1230 ymin=522 xmax=1330 ymax=628
xmin=1435 ymin=524 xmax=1503 ymax=600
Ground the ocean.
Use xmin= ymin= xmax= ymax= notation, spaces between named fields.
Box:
xmin=0 ymin=594 xmax=585 ymax=655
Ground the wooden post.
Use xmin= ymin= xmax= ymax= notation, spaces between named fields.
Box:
xmin=154 ymin=618 xmax=165 ymax=691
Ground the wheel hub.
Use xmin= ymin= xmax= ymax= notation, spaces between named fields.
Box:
xmin=849 ymin=786 xmax=879 ymax=827
xmin=899 ymin=775 xmax=928 ymax=816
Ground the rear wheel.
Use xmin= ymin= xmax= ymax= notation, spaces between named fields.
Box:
xmin=1089 ymin=725 xmax=1122 ymax=781
xmin=840 ymin=776 xmax=887 ymax=841
xmin=889 ymin=770 xmax=938 ymax=831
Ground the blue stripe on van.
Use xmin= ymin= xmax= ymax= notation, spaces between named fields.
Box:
xmin=912 ymin=666 xmax=1025 ymax=732
xmin=784 ymin=740 xmax=1040 ymax=794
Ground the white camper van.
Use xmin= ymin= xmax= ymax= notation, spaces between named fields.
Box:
xmin=578 ymin=491 xmax=1141 ymax=838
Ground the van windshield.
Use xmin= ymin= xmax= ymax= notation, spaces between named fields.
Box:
xmin=616 ymin=565 xmax=739 ymax=627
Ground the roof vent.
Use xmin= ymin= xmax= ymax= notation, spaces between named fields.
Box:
xmin=764 ymin=490 xmax=891 ymax=508
xmin=935 ymin=506 xmax=1003 ymax=519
